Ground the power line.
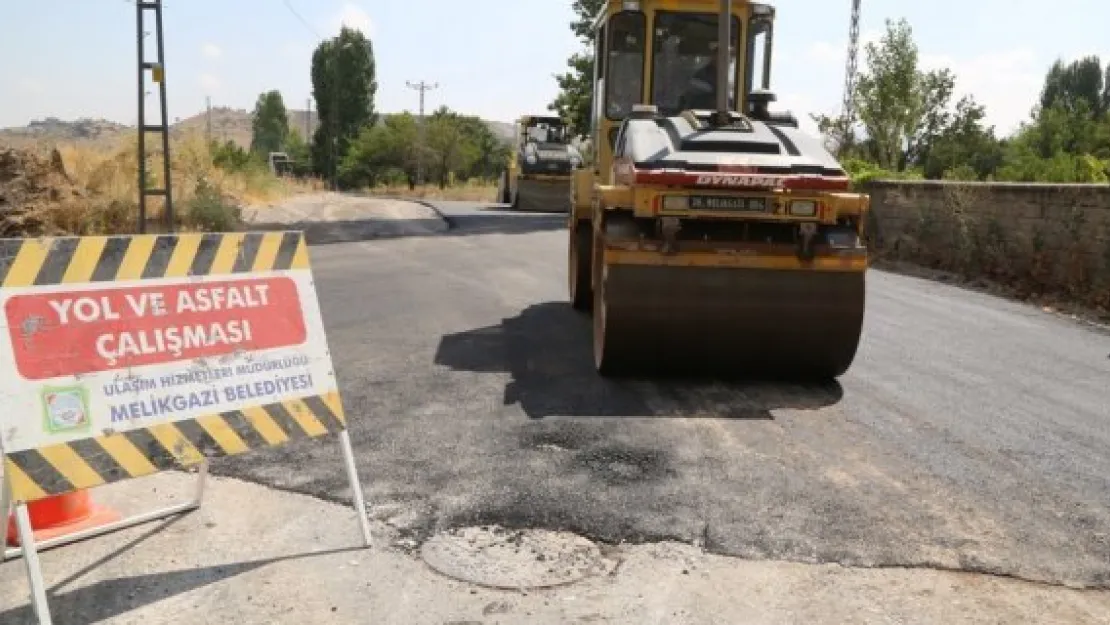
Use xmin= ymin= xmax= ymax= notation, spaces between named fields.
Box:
xmin=280 ymin=0 xmax=321 ymax=39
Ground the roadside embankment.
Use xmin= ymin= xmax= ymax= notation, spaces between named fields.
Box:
xmin=241 ymin=192 xmax=449 ymax=244
xmin=864 ymin=180 xmax=1110 ymax=318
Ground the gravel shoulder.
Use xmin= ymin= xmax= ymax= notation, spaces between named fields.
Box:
xmin=240 ymin=192 xmax=448 ymax=243
xmin=2 ymin=472 xmax=1107 ymax=625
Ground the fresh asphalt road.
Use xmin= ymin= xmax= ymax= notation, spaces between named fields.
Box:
xmin=213 ymin=199 xmax=1110 ymax=589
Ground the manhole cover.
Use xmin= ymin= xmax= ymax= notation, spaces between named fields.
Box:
xmin=420 ymin=526 xmax=610 ymax=590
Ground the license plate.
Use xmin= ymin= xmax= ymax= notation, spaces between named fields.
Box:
xmin=689 ymin=196 xmax=764 ymax=211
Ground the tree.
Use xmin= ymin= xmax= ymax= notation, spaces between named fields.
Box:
xmin=425 ymin=107 xmax=479 ymax=189
xmin=310 ymin=26 xmax=379 ymax=186
xmin=549 ymin=0 xmax=605 ymax=139
xmin=339 ymin=113 xmax=423 ymax=189
xmin=453 ymin=115 xmax=511 ymax=181
xmin=1039 ymin=56 xmax=1106 ymax=120
xmin=922 ymin=96 xmax=1004 ymax=180
xmin=283 ymin=128 xmax=313 ymax=177
xmin=813 ymin=18 xmax=996 ymax=175
xmin=250 ymin=90 xmax=291 ymax=156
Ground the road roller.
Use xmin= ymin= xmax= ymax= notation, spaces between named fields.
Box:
xmin=567 ymin=0 xmax=869 ymax=379
xmin=497 ymin=115 xmax=583 ymax=212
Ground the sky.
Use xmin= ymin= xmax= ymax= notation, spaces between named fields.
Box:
xmin=2 ymin=0 xmax=1108 ymax=138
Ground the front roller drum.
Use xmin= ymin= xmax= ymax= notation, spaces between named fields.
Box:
xmin=592 ymin=263 xmax=867 ymax=380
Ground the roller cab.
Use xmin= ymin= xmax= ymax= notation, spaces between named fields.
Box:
xmin=569 ymin=0 xmax=870 ymax=379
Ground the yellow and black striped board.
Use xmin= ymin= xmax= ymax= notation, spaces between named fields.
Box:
xmin=0 ymin=231 xmax=348 ymax=503
xmin=0 ymin=230 xmax=309 ymax=287
xmin=3 ymin=391 xmax=346 ymax=502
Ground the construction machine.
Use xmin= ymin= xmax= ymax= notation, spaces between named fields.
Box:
xmin=568 ymin=0 xmax=869 ymax=379
xmin=497 ymin=115 xmax=583 ymax=212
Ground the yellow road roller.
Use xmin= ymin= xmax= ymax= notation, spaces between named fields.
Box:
xmin=567 ymin=0 xmax=869 ymax=379
xmin=497 ymin=115 xmax=582 ymax=212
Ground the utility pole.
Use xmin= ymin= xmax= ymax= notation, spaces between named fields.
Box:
xmin=327 ymin=41 xmax=356 ymax=191
xmin=305 ymin=97 xmax=311 ymax=139
xmin=406 ymin=80 xmax=438 ymax=187
xmin=839 ymin=0 xmax=862 ymax=153
xmin=136 ymin=0 xmax=173 ymax=234
xmin=206 ymin=96 xmax=212 ymax=144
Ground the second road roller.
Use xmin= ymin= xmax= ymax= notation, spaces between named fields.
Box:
xmin=497 ymin=115 xmax=583 ymax=212
xmin=568 ymin=0 xmax=869 ymax=379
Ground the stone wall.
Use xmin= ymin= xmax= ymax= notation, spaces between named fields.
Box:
xmin=861 ymin=180 xmax=1110 ymax=310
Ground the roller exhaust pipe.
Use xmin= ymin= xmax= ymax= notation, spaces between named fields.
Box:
xmin=715 ymin=0 xmax=731 ymax=125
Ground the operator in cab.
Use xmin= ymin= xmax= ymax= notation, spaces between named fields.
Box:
xmin=678 ymin=41 xmax=736 ymax=112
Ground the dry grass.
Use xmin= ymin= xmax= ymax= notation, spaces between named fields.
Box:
xmin=62 ymin=132 xmax=321 ymax=206
xmin=364 ymin=181 xmax=499 ymax=203
xmin=12 ymin=131 xmax=322 ymax=235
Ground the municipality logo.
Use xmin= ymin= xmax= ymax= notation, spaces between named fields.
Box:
xmin=42 ymin=386 xmax=91 ymax=435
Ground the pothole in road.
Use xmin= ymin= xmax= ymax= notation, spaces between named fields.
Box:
xmin=420 ymin=525 xmax=615 ymax=590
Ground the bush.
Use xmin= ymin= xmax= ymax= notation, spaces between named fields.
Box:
xmin=183 ymin=178 xmax=241 ymax=232
xmin=842 ymin=158 xmax=924 ymax=187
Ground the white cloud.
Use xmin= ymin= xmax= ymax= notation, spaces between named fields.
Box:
xmin=198 ymin=73 xmax=220 ymax=93
xmin=335 ymin=3 xmax=373 ymax=36
xmin=17 ymin=78 xmax=44 ymax=96
xmin=201 ymin=42 xmax=223 ymax=60
xmin=777 ymin=91 xmax=822 ymax=135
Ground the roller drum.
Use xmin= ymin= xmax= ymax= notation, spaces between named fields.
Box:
xmin=593 ymin=263 xmax=866 ymax=380
xmin=514 ymin=178 xmax=571 ymax=213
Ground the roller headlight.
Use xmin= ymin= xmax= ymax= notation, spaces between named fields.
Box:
xmin=662 ymin=196 xmax=689 ymax=211
xmin=789 ymin=200 xmax=817 ymax=217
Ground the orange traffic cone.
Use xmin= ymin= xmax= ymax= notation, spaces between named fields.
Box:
xmin=6 ymin=490 xmax=121 ymax=547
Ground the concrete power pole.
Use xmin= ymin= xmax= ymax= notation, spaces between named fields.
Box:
xmin=406 ymin=80 xmax=438 ymax=187
xmin=206 ymin=96 xmax=212 ymax=143
xmin=305 ymin=98 xmax=311 ymax=139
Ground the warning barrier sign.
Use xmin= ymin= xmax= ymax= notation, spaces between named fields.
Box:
xmin=0 ymin=231 xmax=348 ymax=501
xmin=1 ymin=231 xmax=372 ymax=623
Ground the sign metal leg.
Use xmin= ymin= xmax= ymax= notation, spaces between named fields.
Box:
xmin=0 ymin=475 xmax=11 ymax=563
xmin=15 ymin=502 xmax=54 ymax=625
xmin=339 ymin=431 xmax=372 ymax=548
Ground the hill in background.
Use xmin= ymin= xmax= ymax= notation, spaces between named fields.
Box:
xmin=0 ymin=108 xmax=516 ymax=152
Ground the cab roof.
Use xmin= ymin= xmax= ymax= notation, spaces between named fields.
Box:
xmin=591 ymin=0 xmax=776 ymax=32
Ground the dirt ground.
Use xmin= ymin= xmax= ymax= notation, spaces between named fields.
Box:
xmin=0 ymin=147 xmax=88 ymax=236
xmin=2 ymin=472 xmax=1107 ymax=625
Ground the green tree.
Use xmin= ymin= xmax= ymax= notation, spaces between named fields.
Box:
xmin=454 ymin=115 xmax=511 ymax=181
xmin=549 ymin=0 xmax=605 ymax=138
xmin=250 ymin=90 xmax=291 ymax=156
xmin=311 ymin=26 xmax=379 ymax=186
xmin=425 ymin=107 xmax=479 ymax=188
xmin=339 ymin=113 xmax=422 ymax=189
xmin=1039 ymin=56 xmax=1106 ymax=119
xmin=283 ymin=128 xmax=313 ymax=177
xmin=814 ymin=18 xmax=997 ymax=176
xmin=922 ymin=96 xmax=1004 ymax=180
xmin=991 ymin=56 xmax=1110 ymax=183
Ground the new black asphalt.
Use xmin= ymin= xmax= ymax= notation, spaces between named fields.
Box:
xmin=211 ymin=199 xmax=1110 ymax=589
